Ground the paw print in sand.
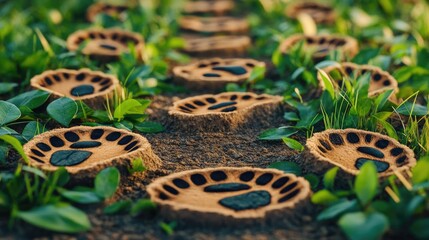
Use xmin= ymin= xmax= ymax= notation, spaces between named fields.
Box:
xmin=24 ymin=126 xmax=161 ymax=178
xmin=306 ymin=128 xmax=416 ymax=177
xmin=147 ymin=167 xmax=311 ymax=224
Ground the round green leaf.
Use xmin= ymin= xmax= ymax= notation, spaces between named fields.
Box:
xmin=95 ymin=167 xmax=120 ymax=199
xmin=47 ymin=97 xmax=77 ymax=127
xmin=338 ymin=212 xmax=389 ymax=240
xmin=0 ymin=100 xmax=21 ymax=126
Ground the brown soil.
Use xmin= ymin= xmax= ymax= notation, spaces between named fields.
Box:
xmin=0 ymin=94 xmax=344 ymax=240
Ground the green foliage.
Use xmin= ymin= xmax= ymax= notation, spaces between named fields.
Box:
xmin=134 ymin=121 xmax=165 ymax=133
xmin=130 ymin=199 xmax=157 ymax=217
xmin=8 ymin=90 xmax=50 ymax=110
xmin=268 ymin=161 xmax=302 ymax=176
xmin=95 ymin=167 xmax=120 ymax=199
xmin=0 ymin=0 xmax=428 ymax=238
xmin=16 ymin=204 xmax=91 ymax=233
xmin=104 ymin=200 xmax=132 ymax=215
xmin=47 ymin=97 xmax=78 ymax=127
xmin=21 ymin=121 xmax=47 ymax=141
xmin=0 ymin=101 xmax=21 ymax=126
xmin=412 ymin=156 xmax=429 ymax=184
xmin=0 ymin=135 xmax=29 ymax=164
xmin=1 ymin=164 xmax=121 ymax=233
xmin=354 ymin=162 xmax=379 ymax=206
xmin=282 ymin=137 xmax=304 ymax=152
xmin=313 ymin=156 xmax=429 ymax=239
xmin=258 ymin=127 xmax=298 ymax=140
xmin=338 ymin=212 xmax=389 ymax=240
xmin=160 ymin=221 xmax=177 ymax=236
xmin=128 ymin=158 xmax=147 ymax=174
xmin=323 ymin=167 xmax=339 ymax=190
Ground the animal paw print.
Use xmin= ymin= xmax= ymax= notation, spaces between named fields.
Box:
xmin=147 ymin=167 xmax=311 ymax=220
xmin=171 ymin=92 xmax=282 ymax=115
xmin=280 ymin=34 xmax=358 ymax=61
xmin=286 ymin=2 xmax=335 ymax=24
xmin=67 ymin=28 xmax=144 ymax=60
xmin=183 ymin=0 xmax=235 ymax=15
xmin=86 ymin=2 xmax=129 ymax=22
xmin=173 ymin=58 xmax=265 ymax=90
xmin=30 ymin=68 xmax=120 ymax=107
xmin=179 ymin=16 xmax=248 ymax=34
xmin=183 ymin=35 xmax=251 ymax=57
xmin=24 ymin=126 xmax=159 ymax=174
xmin=319 ymin=62 xmax=399 ymax=103
xmin=306 ymin=129 xmax=416 ymax=176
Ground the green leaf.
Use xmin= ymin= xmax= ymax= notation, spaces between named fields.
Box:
xmin=104 ymin=200 xmax=132 ymax=215
xmin=412 ymin=156 xmax=429 ymax=184
xmin=95 ymin=167 xmax=120 ymax=199
xmin=410 ymin=218 xmax=429 ymax=239
xmin=258 ymin=127 xmax=298 ymax=140
xmin=55 ymin=167 xmax=70 ymax=187
xmin=58 ymin=188 xmax=101 ymax=204
xmin=354 ymin=162 xmax=379 ymax=205
xmin=283 ymin=112 xmax=300 ymax=121
xmin=114 ymin=99 xmax=150 ymax=121
xmin=315 ymin=60 xmax=340 ymax=69
xmin=304 ymin=173 xmax=319 ymax=189
xmin=338 ymin=212 xmax=389 ymax=240
xmin=130 ymin=199 xmax=157 ymax=217
xmin=22 ymin=165 xmax=47 ymax=179
xmin=323 ymin=167 xmax=339 ymax=190
xmin=375 ymin=118 xmax=398 ymax=140
xmin=114 ymin=120 xmax=134 ymax=131
xmin=0 ymin=83 xmax=17 ymax=94
xmin=160 ymin=221 xmax=177 ymax=236
xmin=374 ymin=90 xmax=394 ymax=111
xmin=318 ymin=69 xmax=335 ymax=99
xmin=352 ymin=48 xmax=380 ymax=64
xmin=0 ymin=135 xmax=29 ymax=164
xmin=0 ymin=126 xmax=18 ymax=136
xmin=396 ymin=102 xmax=428 ymax=116
xmin=268 ymin=161 xmax=302 ymax=175
xmin=282 ymin=137 xmax=304 ymax=151
xmin=47 ymin=98 xmax=78 ymax=127
xmin=311 ymin=190 xmax=338 ymax=205
xmin=393 ymin=66 xmax=429 ymax=83
xmin=0 ymin=100 xmax=21 ymax=126
xmin=134 ymin=121 xmax=165 ymax=133
xmin=128 ymin=158 xmax=147 ymax=174
xmin=317 ymin=199 xmax=358 ymax=221
xmin=247 ymin=66 xmax=266 ymax=83
xmin=295 ymin=101 xmax=322 ymax=129
xmin=75 ymin=101 xmax=94 ymax=119
xmin=8 ymin=90 xmax=50 ymax=110
xmin=22 ymin=121 xmax=46 ymax=141
xmin=17 ymin=204 xmax=91 ymax=233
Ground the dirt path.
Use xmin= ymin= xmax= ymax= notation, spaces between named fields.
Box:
xmin=2 ymin=95 xmax=344 ymax=240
